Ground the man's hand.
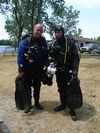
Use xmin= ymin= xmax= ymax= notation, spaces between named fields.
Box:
xmin=72 ymin=75 xmax=80 ymax=83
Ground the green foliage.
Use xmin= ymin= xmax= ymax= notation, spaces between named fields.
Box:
xmin=92 ymin=36 xmax=100 ymax=42
xmin=46 ymin=5 xmax=81 ymax=37
xmin=0 ymin=39 xmax=12 ymax=46
xmin=0 ymin=0 xmax=82 ymax=46
xmin=74 ymin=28 xmax=82 ymax=36
xmin=97 ymin=36 xmax=100 ymax=42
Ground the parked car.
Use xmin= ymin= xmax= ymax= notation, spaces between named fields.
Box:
xmin=90 ymin=43 xmax=100 ymax=54
xmin=96 ymin=44 xmax=100 ymax=54
xmin=80 ymin=43 xmax=99 ymax=53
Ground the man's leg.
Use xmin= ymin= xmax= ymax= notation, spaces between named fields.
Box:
xmin=33 ymin=86 xmax=43 ymax=110
xmin=54 ymin=93 xmax=66 ymax=111
xmin=33 ymin=69 xmax=44 ymax=110
xmin=54 ymin=72 xmax=67 ymax=111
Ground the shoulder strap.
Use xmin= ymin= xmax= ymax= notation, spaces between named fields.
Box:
xmin=51 ymin=38 xmax=68 ymax=64
xmin=51 ymin=40 xmax=56 ymax=47
xmin=64 ymin=38 xmax=68 ymax=64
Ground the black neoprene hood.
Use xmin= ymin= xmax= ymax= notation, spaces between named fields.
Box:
xmin=54 ymin=25 xmax=64 ymax=34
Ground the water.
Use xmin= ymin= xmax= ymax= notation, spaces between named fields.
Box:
xmin=0 ymin=45 xmax=15 ymax=53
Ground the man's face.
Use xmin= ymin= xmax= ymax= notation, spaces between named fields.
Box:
xmin=33 ymin=25 xmax=43 ymax=38
xmin=55 ymin=30 xmax=63 ymax=39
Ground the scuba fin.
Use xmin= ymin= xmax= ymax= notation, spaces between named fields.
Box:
xmin=15 ymin=75 xmax=31 ymax=110
xmin=67 ymin=77 xmax=83 ymax=109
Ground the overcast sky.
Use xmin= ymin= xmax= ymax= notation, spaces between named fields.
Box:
xmin=65 ymin=0 xmax=100 ymax=38
xmin=0 ymin=0 xmax=100 ymax=40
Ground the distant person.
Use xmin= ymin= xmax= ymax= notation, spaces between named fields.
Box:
xmin=17 ymin=23 xmax=49 ymax=113
xmin=49 ymin=25 xmax=80 ymax=121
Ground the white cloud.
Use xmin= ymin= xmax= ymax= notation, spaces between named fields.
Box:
xmin=77 ymin=22 xmax=100 ymax=38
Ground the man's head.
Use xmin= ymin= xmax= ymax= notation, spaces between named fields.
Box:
xmin=33 ymin=23 xmax=43 ymax=38
xmin=54 ymin=25 xmax=64 ymax=40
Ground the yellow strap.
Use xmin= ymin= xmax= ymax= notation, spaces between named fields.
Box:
xmin=51 ymin=40 xmax=56 ymax=61
xmin=64 ymin=38 xmax=68 ymax=64
xmin=51 ymin=38 xmax=68 ymax=64
xmin=51 ymin=40 xmax=56 ymax=47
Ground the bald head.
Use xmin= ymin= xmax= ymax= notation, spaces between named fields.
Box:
xmin=33 ymin=24 xmax=43 ymax=38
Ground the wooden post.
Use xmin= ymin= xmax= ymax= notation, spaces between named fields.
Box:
xmin=4 ymin=50 xmax=5 ymax=56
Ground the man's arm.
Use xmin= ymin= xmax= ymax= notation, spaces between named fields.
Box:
xmin=17 ymin=40 xmax=26 ymax=76
xmin=42 ymin=38 xmax=49 ymax=67
xmin=70 ymin=39 xmax=80 ymax=76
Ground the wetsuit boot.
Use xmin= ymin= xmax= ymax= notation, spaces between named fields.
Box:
xmin=70 ymin=109 xmax=78 ymax=121
xmin=35 ymin=100 xmax=44 ymax=110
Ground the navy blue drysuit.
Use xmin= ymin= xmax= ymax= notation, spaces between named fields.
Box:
xmin=17 ymin=36 xmax=49 ymax=102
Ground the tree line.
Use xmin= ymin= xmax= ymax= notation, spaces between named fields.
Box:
xmin=0 ymin=39 xmax=12 ymax=46
xmin=0 ymin=0 xmax=82 ymax=47
xmin=0 ymin=0 xmax=100 ymax=48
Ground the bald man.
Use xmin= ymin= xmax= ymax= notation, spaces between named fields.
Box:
xmin=33 ymin=23 xmax=43 ymax=38
xmin=17 ymin=23 xmax=49 ymax=113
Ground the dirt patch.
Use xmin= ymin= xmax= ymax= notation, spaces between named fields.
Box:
xmin=0 ymin=54 xmax=100 ymax=133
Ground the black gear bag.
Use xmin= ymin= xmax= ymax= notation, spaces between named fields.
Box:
xmin=15 ymin=75 xmax=31 ymax=110
xmin=67 ymin=78 xmax=83 ymax=109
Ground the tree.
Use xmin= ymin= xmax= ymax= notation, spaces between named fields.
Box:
xmin=0 ymin=39 xmax=12 ymax=46
xmin=46 ymin=5 xmax=81 ymax=37
xmin=92 ymin=36 xmax=100 ymax=42
xmin=0 ymin=0 xmax=81 ymax=46
xmin=97 ymin=36 xmax=100 ymax=42
xmin=0 ymin=0 xmax=27 ymax=46
xmin=74 ymin=28 xmax=82 ymax=37
xmin=0 ymin=0 xmax=50 ymax=45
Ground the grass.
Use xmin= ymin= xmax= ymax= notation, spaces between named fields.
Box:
xmin=0 ymin=52 xmax=100 ymax=133
xmin=81 ymin=52 xmax=100 ymax=59
xmin=80 ymin=53 xmax=100 ymax=68
xmin=0 ymin=53 xmax=17 ymax=62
